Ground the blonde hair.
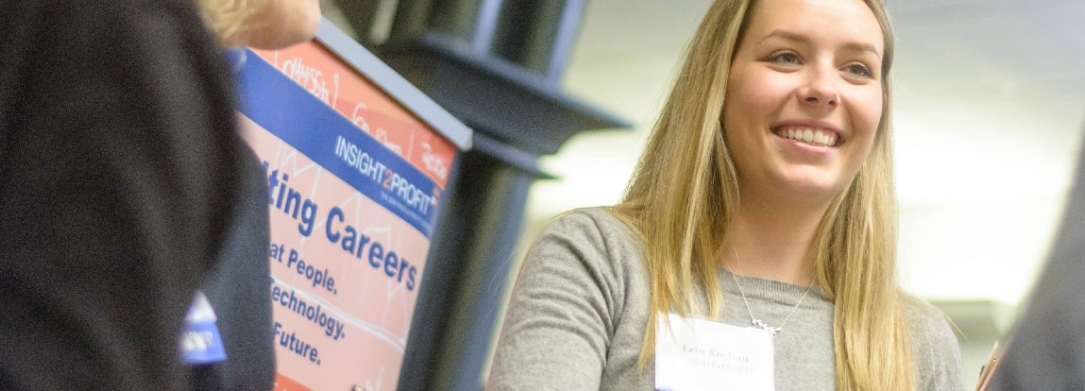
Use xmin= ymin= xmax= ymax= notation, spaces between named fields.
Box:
xmin=195 ymin=0 xmax=268 ymax=47
xmin=608 ymin=0 xmax=914 ymax=389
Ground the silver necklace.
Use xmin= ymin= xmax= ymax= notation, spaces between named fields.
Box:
xmin=726 ymin=250 xmax=816 ymax=336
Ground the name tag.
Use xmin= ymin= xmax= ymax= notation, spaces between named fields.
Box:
xmin=655 ymin=313 xmax=774 ymax=391
xmin=180 ymin=291 xmax=227 ymax=364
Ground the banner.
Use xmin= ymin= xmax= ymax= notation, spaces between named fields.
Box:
xmin=236 ymin=37 xmax=463 ymax=391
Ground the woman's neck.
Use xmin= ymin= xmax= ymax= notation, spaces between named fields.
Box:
xmin=722 ymin=195 xmax=830 ymax=285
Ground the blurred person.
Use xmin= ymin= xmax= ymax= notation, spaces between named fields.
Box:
xmin=0 ymin=0 xmax=317 ymax=390
xmin=188 ymin=2 xmax=320 ymax=391
xmin=982 ymin=132 xmax=1085 ymax=390
xmin=487 ymin=0 xmax=964 ymax=390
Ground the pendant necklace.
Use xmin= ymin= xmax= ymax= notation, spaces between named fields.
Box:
xmin=726 ymin=249 xmax=816 ymax=336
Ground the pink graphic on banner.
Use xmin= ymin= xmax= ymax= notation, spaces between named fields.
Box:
xmin=242 ymin=114 xmax=427 ymax=390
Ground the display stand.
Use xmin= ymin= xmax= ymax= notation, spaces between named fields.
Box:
xmin=235 ymin=19 xmax=471 ymax=391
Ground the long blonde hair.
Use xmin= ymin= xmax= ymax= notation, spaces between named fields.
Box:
xmin=608 ymin=0 xmax=913 ymax=389
xmin=195 ymin=0 xmax=268 ymax=47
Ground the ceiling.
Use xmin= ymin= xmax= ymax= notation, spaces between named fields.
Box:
xmin=527 ymin=0 xmax=1085 ymax=305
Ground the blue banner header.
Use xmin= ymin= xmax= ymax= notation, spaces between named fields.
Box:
xmin=236 ymin=51 xmax=439 ymax=238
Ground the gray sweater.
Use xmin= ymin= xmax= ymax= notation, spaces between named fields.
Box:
xmin=488 ymin=208 xmax=965 ymax=391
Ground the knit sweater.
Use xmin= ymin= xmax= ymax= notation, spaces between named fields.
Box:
xmin=488 ymin=208 xmax=965 ymax=391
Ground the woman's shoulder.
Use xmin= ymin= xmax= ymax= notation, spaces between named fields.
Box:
xmin=901 ymin=295 xmax=959 ymax=350
xmin=526 ymin=207 xmax=649 ymax=286
xmin=538 ymin=207 xmax=644 ymax=251
xmin=900 ymin=294 xmax=966 ymax=389
xmin=901 ymin=295 xmax=954 ymax=333
xmin=548 ymin=207 xmax=632 ymax=229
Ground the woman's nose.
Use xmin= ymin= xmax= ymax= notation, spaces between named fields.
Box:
xmin=798 ymin=69 xmax=839 ymax=108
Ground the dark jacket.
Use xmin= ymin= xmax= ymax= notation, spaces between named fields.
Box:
xmin=987 ymin=130 xmax=1085 ymax=390
xmin=0 ymin=0 xmax=272 ymax=389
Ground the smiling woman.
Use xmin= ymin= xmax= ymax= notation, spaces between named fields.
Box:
xmin=487 ymin=0 xmax=965 ymax=390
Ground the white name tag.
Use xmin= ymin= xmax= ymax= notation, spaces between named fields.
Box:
xmin=655 ymin=313 xmax=774 ymax=391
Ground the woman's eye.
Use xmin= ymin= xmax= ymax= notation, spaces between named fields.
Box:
xmin=766 ymin=52 xmax=801 ymax=65
xmin=845 ymin=63 xmax=874 ymax=78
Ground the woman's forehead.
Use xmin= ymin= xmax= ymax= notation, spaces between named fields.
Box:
xmin=741 ymin=0 xmax=885 ymax=54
